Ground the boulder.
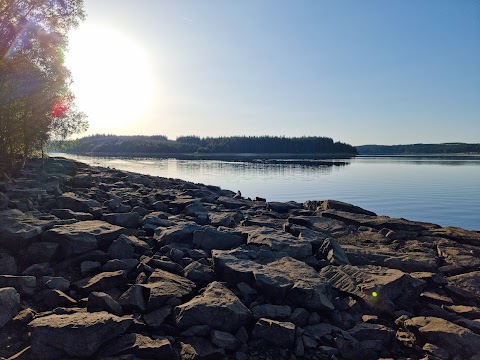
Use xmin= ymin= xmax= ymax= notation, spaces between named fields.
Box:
xmin=99 ymin=333 xmax=178 ymax=359
xmin=251 ymin=304 xmax=292 ymax=321
xmin=29 ymin=311 xmax=133 ymax=358
xmin=57 ymin=192 xmax=102 ymax=218
xmin=102 ymin=212 xmax=141 ymax=228
xmin=50 ymin=208 xmax=94 ymax=221
xmin=314 ymin=200 xmax=377 ymax=216
xmin=0 ymin=251 xmax=17 ymax=275
xmin=154 ymin=222 xmax=203 ymax=245
xmin=288 ymin=215 xmax=350 ymax=236
xmin=0 ymin=275 xmax=36 ymax=296
xmin=75 ymin=270 xmax=128 ymax=294
xmin=192 ymin=227 xmax=244 ymax=252
xmin=26 ymin=242 xmax=59 ymax=263
xmin=108 ymin=236 xmax=136 ymax=259
xmin=118 ymin=284 xmax=147 ymax=312
xmin=244 ymin=226 xmax=312 ymax=259
xmin=321 ymin=209 xmax=438 ymax=232
xmin=217 ymin=196 xmax=249 ymax=209
xmin=447 ymin=271 xmax=480 ymax=299
xmin=183 ymin=261 xmax=216 ymax=284
xmin=404 ymin=316 xmax=480 ymax=358
xmin=42 ymin=220 xmax=123 ymax=257
xmin=143 ymin=269 xmax=195 ymax=310
xmin=87 ymin=291 xmax=123 ymax=316
xmin=0 ymin=287 xmax=20 ymax=327
xmin=254 ymin=257 xmax=334 ymax=310
xmin=0 ymin=209 xmax=43 ymax=249
xmin=175 ymin=281 xmax=252 ymax=333
xmin=320 ymin=264 xmax=425 ymax=311
xmin=210 ymin=330 xmax=241 ymax=350
xmin=317 ymin=237 xmax=350 ymax=265
xmin=180 ymin=336 xmax=226 ymax=360
xmin=143 ymin=306 xmax=172 ymax=329
xmin=251 ymin=318 xmax=296 ymax=349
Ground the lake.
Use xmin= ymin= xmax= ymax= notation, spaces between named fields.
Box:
xmin=51 ymin=153 xmax=480 ymax=231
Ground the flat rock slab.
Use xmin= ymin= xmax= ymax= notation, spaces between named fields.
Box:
xmin=143 ymin=269 xmax=196 ymax=310
xmin=343 ymin=244 xmax=437 ymax=273
xmin=437 ymin=240 xmax=480 ymax=272
xmin=244 ymin=226 xmax=312 ymax=259
xmin=175 ymin=281 xmax=252 ymax=333
xmin=447 ymin=271 xmax=480 ymax=299
xmin=29 ymin=311 xmax=133 ymax=359
xmin=429 ymin=226 xmax=480 ymax=246
xmin=320 ymin=264 xmax=425 ymax=310
xmin=321 ymin=210 xmax=439 ymax=232
xmin=404 ymin=316 xmax=480 ymax=358
xmin=42 ymin=220 xmax=124 ymax=257
xmin=0 ymin=209 xmax=46 ymax=249
xmin=288 ymin=216 xmax=350 ymax=236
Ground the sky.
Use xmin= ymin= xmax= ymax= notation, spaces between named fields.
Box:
xmin=65 ymin=0 xmax=480 ymax=146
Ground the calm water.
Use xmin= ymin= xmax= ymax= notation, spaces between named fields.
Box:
xmin=52 ymin=153 xmax=480 ymax=231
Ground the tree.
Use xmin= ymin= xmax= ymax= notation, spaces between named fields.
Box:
xmin=0 ymin=0 xmax=87 ymax=171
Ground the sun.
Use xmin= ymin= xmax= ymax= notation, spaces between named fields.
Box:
xmin=65 ymin=24 xmax=156 ymax=134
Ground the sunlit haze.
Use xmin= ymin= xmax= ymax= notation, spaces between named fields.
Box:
xmin=66 ymin=0 xmax=480 ymax=145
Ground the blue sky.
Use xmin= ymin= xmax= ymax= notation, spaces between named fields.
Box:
xmin=68 ymin=0 xmax=480 ymax=145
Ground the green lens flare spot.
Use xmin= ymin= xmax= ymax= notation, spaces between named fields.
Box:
xmin=372 ymin=291 xmax=378 ymax=297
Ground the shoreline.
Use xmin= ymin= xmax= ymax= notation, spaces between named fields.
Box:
xmin=1 ymin=156 xmax=480 ymax=359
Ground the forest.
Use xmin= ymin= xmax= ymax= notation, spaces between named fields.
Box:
xmin=356 ymin=143 xmax=480 ymax=155
xmin=50 ymin=134 xmax=358 ymax=155
xmin=0 ymin=0 xmax=87 ymax=172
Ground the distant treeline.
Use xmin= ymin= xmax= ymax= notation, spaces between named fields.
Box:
xmin=49 ymin=134 xmax=357 ymax=155
xmin=357 ymin=143 xmax=480 ymax=155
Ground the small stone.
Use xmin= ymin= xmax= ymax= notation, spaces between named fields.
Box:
xmin=210 ymin=330 xmax=241 ymax=350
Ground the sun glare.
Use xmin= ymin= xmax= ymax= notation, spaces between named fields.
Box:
xmin=65 ymin=25 xmax=156 ymax=134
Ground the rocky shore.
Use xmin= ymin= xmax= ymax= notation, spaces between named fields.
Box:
xmin=0 ymin=157 xmax=479 ymax=360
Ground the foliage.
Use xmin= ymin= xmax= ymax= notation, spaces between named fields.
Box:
xmin=356 ymin=143 xmax=480 ymax=155
xmin=0 ymin=0 xmax=87 ymax=171
xmin=54 ymin=134 xmax=358 ymax=155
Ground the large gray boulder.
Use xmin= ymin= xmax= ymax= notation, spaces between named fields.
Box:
xmin=101 ymin=212 xmax=141 ymax=228
xmin=244 ymin=226 xmax=312 ymax=259
xmin=57 ymin=192 xmax=102 ymax=218
xmin=0 ymin=275 xmax=36 ymax=296
xmin=175 ymin=281 xmax=252 ymax=333
xmin=0 ymin=287 xmax=20 ymax=327
xmin=254 ymin=257 xmax=334 ymax=310
xmin=193 ymin=226 xmax=244 ymax=252
xmin=404 ymin=316 xmax=480 ymax=358
xmin=252 ymin=318 xmax=296 ymax=349
xmin=154 ymin=222 xmax=203 ymax=245
xmin=29 ymin=311 xmax=133 ymax=359
xmin=0 ymin=209 xmax=43 ymax=249
xmin=320 ymin=264 xmax=425 ymax=310
xmin=74 ymin=270 xmax=128 ymax=294
xmin=143 ymin=269 xmax=196 ymax=310
xmin=42 ymin=220 xmax=123 ymax=257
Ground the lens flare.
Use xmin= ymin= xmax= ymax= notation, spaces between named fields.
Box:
xmin=372 ymin=291 xmax=378 ymax=297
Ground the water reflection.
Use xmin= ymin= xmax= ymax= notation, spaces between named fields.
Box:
xmin=50 ymin=153 xmax=480 ymax=230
